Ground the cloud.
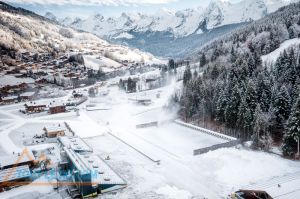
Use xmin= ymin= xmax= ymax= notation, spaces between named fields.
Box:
xmin=4 ymin=0 xmax=178 ymax=6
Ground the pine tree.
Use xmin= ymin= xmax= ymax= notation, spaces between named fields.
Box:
xmin=282 ymin=96 xmax=300 ymax=156
xmin=230 ymin=46 xmax=237 ymax=63
xmin=245 ymin=80 xmax=258 ymax=112
xmin=244 ymin=107 xmax=254 ymax=139
xmin=216 ymin=86 xmax=229 ymax=123
xmin=200 ymin=53 xmax=207 ymax=68
xmin=225 ymin=85 xmax=240 ymax=128
xmin=168 ymin=59 xmax=175 ymax=70
xmin=273 ymin=85 xmax=291 ymax=129
xmin=211 ymin=64 xmax=220 ymax=80
xmin=252 ymin=104 xmax=272 ymax=150
xmin=183 ymin=65 xmax=192 ymax=86
xmin=247 ymin=54 xmax=256 ymax=76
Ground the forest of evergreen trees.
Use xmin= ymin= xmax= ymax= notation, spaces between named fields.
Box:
xmin=180 ymin=3 xmax=300 ymax=157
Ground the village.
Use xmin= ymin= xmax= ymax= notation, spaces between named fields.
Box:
xmin=0 ymin=61 xmax=299 ymax=199
xmin=0 ymin=41 xmax=162 ymax=106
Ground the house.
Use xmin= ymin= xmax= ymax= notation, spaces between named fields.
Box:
xmin=43 ymin=126 xmax=65 ymax=138
xmin=19 ymin=91 xmax=36 ymax=101
xmin=24 ymin=102 xmax=46 ymax=113
xmin=1 ymin=96 xmax=18 ymax=104
xmin=0 ymin=75 xmax=34 ymax=95
xmin=49 ymin=101 xmax=66 ymax=114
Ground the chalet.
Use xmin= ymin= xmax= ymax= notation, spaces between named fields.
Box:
xmin=0 ymin=75 xmax=34 ymax=95
xmin=48 ymin=101 xmax=66 ymax=114
xmin=19 ymin=91 xmax=36 ymax=101
xmin=43 ymin=126 xmax=65 ymax=138
xmin=24 ymin=102 xmax=46 ymax=113
xmin=1 ymin=96 xmax=18 ymax=104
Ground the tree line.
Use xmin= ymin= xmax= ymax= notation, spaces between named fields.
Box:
xmin=180 ymin=2 xmax=300 ymax=157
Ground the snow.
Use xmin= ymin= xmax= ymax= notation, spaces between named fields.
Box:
xmin=261 ymin=38 xmax=300 ymax=64
xmin=114 ymin=32 xmax=134 ymax=39
xmin=0 ymin=75 xmax=34 ymax=88
xmin=0 ymin=71 xmax=300 ymax=198
xmin=64 ymin=0 xmax=292 ymax=39
xmin=134 ymin=123 xmax=227 ymax=158
xmin=156 ymin=185 xmax=192 ymax=199
xmin=84 ymin=55 xmax=121 ymax=70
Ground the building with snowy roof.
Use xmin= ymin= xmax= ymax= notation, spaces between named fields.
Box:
xmin=60 ymin=147 xmax=126 ymax=197
xmin=0 ymin=165 xmax=31 ymax=189
xmin=0 ymin=150 xmax=35 ymax=170
xmin=24 ymin=101 xmax=46 ymax=113
xmin=58 ymin=136 xmax=93 ymax=154
xmin=19 ymin=91 xmax=36 ymax=101
xmin=43 ymin=125 xmax=66 ymax=138
xmin=0 ymin=95 xmax=18 ymax=104
xmin=48 ymin=101 xmax=66 ymax=114
xmin=0 ymin=75 xmax=34 ymax=95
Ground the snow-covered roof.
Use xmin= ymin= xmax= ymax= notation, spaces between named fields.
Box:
xmin=0 ymin=165 xmax=31 ymax=183
xmin=58 ymin=136 xmax=93 ymax=153
xmin=0 ymin=75 xmax=34 ymax=88
xmin=63 ymin=147 xmax=126 ymax=185
xmin=48 ymin=100 xmax=65 ymax=108
xmin=25 ymin=101 xmax=46 ymax=107
xmin=44 ymin=126 xmax=66 ymax=133
xmin=1 ymin=96 xmax=18 ymax=100
xmin=0 ymin=150 xmax=35 ymax=168
xmin=80 ymin=153 xmax=126 ymax=185
xmin=20 ymin=91 xmax=36 ymax=97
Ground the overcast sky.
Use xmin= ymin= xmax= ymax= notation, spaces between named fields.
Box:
xmin=4 ymin=0 xmax=242 ymax=18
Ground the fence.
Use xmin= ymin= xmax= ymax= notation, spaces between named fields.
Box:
xmin=136 ymin=122 xmax=158 ymax=129
xmin=64 ymin=122 xmax=75 ymax=136
xmin=174 ymin=119 xmax=237 ymax=141
xmin=193 ymin=140 xmax=241 ymax=155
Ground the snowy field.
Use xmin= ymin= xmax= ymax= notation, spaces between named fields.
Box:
xmin=134 ymin=123 xmax=226 ymax=157
xmin=0 ymin=78 xmax=299 ymax=198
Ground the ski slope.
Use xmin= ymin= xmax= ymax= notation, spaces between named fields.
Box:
xmin=261 ymin=38 xmax=300 ymax=65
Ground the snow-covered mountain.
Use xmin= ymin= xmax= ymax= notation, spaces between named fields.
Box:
xmin=50 ymin=0 xmax=298 ymax=57
xmin=59 ymin=0 xmax=296 ymax=39
xmin=44 ymin=12 xmax=58 ymax=23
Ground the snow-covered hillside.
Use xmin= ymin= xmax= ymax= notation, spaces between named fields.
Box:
xmin=0 ymin=2 xmax=160 ymax=65
xmin=261 ymin=38 xmax=300 ymax=64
